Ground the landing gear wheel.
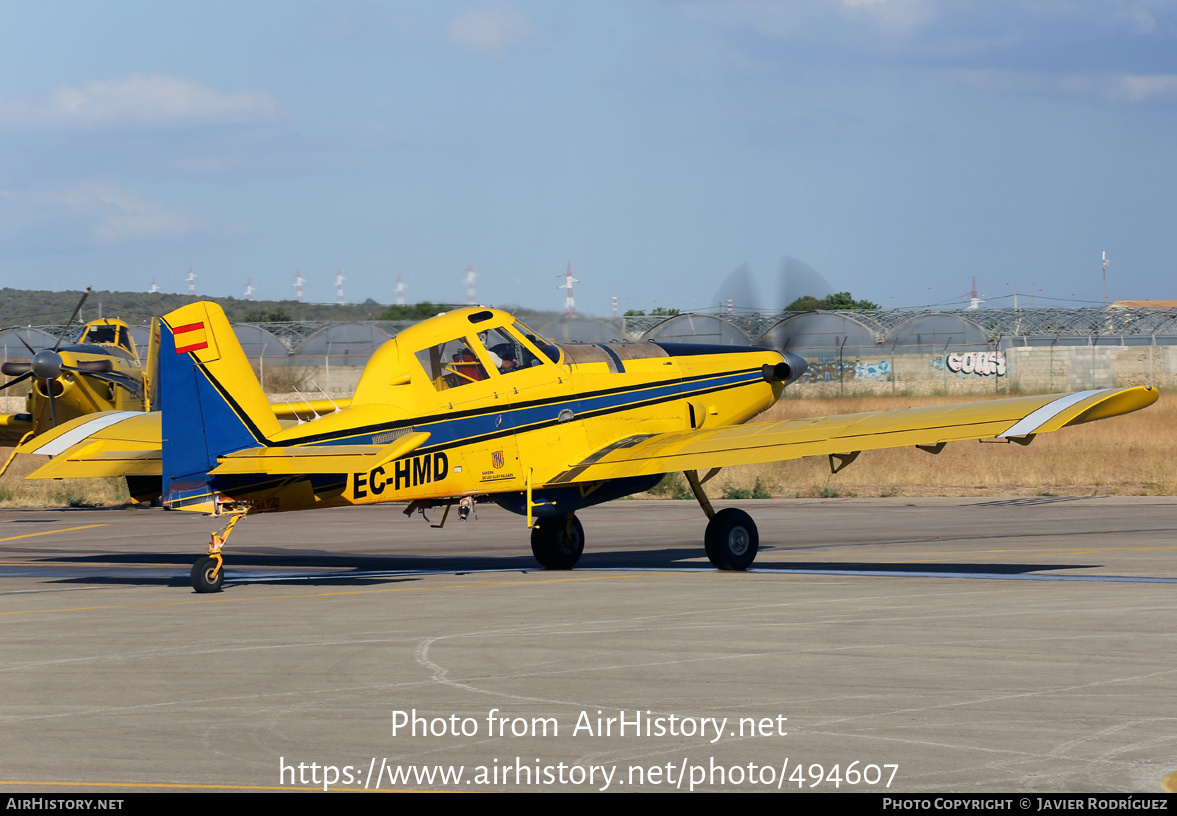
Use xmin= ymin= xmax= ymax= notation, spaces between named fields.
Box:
xmin=530 ymin=515 xmax=585 ymax=570
xmin=704 ymin=508 xmax=758 ymax=570
xmin=191 ymin=556 xmax=224 ymax=593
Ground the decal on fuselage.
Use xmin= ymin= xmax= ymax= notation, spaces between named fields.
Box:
xmin=353 ymin=451 xmax=449 ymax=498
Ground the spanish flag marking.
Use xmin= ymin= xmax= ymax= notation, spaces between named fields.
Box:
xmin=174 ymin=321 xmax=209 ymax=354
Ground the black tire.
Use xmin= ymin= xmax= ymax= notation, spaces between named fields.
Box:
xmin=191 ymin=556 xmax=224 ymax=593
xmin=704 ymin=508 xmax=758 ymax=570
xmin=530 ymin=515 xmax=585 ymax=570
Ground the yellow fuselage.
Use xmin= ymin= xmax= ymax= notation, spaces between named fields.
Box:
xmin=240 ymin=308 xmax=787 ymax=513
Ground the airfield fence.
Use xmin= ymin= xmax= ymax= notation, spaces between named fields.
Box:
xmin=7 ymin=307 xmax=1175 ymax=399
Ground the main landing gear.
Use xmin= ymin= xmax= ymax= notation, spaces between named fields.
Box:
xmin=530 ymin=514 xmax=584 ymax=569
xmin=524 ymin=471 xmax=759 ymax=572
xmin=703 ymin=507 xmax=759 ymax=570
xmin=685 ymin=470 xmax=759 ymax=570
xmin=190 ymin=511 xmax=246 ymax=593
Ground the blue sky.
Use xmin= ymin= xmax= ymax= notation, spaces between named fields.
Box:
xmin=1 ymin=1 xmax=1174 ymax=315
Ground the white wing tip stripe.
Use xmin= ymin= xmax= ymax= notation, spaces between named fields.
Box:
xmin=24 ymin=411 xmax=143 ymax=457
xmin=998 ymin=390 xmax=1109 ymax=439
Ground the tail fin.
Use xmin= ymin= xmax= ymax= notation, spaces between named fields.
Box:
xmin=158 ymin=302 xmax=280 ymax=509
xmin=145 ymin=317 xmax=160 ymax=411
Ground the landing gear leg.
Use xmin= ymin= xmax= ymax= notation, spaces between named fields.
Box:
xmin=191 ymin=512 xmax=245 ymax=593
xmin=530 ymin=513 xmax=584 ymax=569
xmin=0 ymin=431 xmax=33 ymax=478
xmin=685 ymin=470 xmax=759 ymax=570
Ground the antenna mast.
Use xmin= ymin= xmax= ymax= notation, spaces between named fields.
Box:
xmin=1102 ymin=252 xmax=1109 ymax=303
xmin=465 ymin=264 xmax=477 ymax=306
xmin=294 ymin=269 xmax=306 ymax=303
xmin=558 ymin=263 xmax=578 ymax=318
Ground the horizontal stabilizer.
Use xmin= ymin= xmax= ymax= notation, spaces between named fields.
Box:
xmin=209 ymin=432 xmax=430 ymax=475
xmin=19 ymin=406 xmax=430 ymax=479
xmin=19 ymin=411 xmax=162 ymax=479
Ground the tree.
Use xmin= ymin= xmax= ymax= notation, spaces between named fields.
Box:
xmin=786 ymin=292 xmax=878 ymax=311
xmin=243 ymin=309 xmax=292 ymax=322
xmin=379 ymin=302 xmax=459 ymax=320
xmin=784 ymin=295 xmax=822 ymax=311
xmin=624 ymin=307 xmax=680 ymax=317
xmin=820 ymin=291 xmax=878 ymax=310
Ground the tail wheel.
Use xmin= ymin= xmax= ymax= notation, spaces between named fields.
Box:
xmin=191 ymin=556 xmax=224 ymax=593
xmin=530 ymin=515 xmax=584 ymax=570
xmin=704 ymin=508 xmax=758 ymax=570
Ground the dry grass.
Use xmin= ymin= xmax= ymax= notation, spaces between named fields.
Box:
xmin=0 ymin=453 xmax=131 ymax=508
xmin=701 ymin=390 xmax=1175 ymax=499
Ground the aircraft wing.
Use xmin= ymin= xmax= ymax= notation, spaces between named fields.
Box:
xmin=0 ymin=413 xmax=35 ymax=446
xmin=547 ymin=386 xmax=1159 ymax=485
xmin=18 ymin=411 xmax=162 ymax=477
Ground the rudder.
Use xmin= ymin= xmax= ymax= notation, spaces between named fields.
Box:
xmin=158 ymin=302 xmax=281 ymax=510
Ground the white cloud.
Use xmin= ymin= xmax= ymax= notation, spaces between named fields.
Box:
xmin=678 ymin=0 xmax=934 ymax=38
xmin=949 ymin=69 xmax=1177 ymax=105
xmin=840 ymin=0 xmax=935 ymax=33
xmin=1 ymin=181 xmax=199 ymax=245
xmin=80 ymin=183 xmax=195 ymax=244
xmin=678 ymin=1 xmax=808 ymax=38
xmin=447 ymin=1 xmax=533 ymax=55
xmin=1115 ymin=0 xmax=1174 ymax=34
xmin=1106 ymin=73 xmax=1177 ymax=103
xmin=0 ymin=74 xmax=280 ymax=131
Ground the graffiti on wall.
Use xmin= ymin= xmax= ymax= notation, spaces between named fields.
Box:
xmin=801 ymin=355 xmax=851 ymax=383
xmin=801 ymin=355 xmax=892 ymax=383
xmin=855 ymin=360 xmax=891 ymax=379
xmin=932 ymin=351 xmax=1007 ymax=377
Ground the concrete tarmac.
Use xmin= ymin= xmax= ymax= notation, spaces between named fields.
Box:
xmin=1 ymin=497 xmax=1175 ymax=793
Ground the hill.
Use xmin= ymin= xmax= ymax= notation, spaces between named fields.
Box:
xmin=0 ymin=288 xmax=564 ymax=327
xmin=0 ymin=288 xmax=400 ymax=325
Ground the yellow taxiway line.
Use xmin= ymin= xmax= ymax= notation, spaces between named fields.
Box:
xmin=0 ymin=523 xmax=108 ymax=543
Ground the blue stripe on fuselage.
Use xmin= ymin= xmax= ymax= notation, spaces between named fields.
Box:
xmin=355 ymin=367 xmax=762 ymax=453
xmin=195 ymin=363 xmax=760 ymax=462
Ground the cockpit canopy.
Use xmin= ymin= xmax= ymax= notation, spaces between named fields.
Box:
xmin=77 ymin=321 xmax=135 ymax=355
xmin=410 ymin=309 xmax=560 ymax=392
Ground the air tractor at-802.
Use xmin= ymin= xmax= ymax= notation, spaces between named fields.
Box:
xmin=19 ymin=302 xmax=1157 ymax=592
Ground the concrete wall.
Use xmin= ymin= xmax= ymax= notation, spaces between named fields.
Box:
xmin=782 ymin=343 xmax=1175 ymax=397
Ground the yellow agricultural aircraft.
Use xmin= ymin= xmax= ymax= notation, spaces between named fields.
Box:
xmin=19 ymin=301 xmax=1158 ymax=593
xmin=0 ymin=289 xmax=150 ymax=477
